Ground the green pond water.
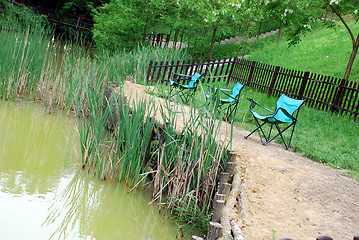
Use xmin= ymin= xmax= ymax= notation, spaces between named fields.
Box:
xmin=0 ymin=102 xmax=178 ymax=240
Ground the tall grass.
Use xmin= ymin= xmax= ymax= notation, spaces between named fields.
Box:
xmin=96 ymin=45 xmax=190 ymax=85
xmin=0 ymin=14 xmax=228 ymax=236
xmin=75 ymin=82 xmax=229 ymax=236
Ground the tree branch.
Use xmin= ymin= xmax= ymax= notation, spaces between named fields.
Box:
xmin=323 ymin=0 xmax=355 ymax=45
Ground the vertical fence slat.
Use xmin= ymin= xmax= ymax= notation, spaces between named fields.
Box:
xmin=247 ymin=61 xmax=256 ymax=87
xmin=268 ymin=66 xmax=280 ymax=96
xmin=332 ymin=78 xmax=348 ymax=112
xmin=227 ymin=57 xmax=237 ymax=85
xmin=298 ymin=71 xmax=309 ymax=100
xmin=350 ymin=82 xmax=359 ymax=119
xmin=146 ymin=60 xmax=153 ymax=83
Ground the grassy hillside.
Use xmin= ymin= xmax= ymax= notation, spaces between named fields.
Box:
xmin=246 ymin=22 xmax=359 ymax=82
xmin=207 ymin=22 xmax=359 ymax=82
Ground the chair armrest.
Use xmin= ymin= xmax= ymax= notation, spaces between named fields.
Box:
xmin=171 ymin=72 xmax=192 ymax=79
xmin=219 ymin=88 xmax=232 ymax=92
xmin=247 ymin=98 xmax=274 ymax=113
xmin=219 ymin=89 xmax=233 ymax=99
xmin=276 ymin=107 xmax=297 ymax=121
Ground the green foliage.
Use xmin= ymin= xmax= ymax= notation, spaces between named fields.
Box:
xmin=93 ymin=1 xmax=142 ymax=51
xmin=93 ymin=0 xmax=159 ymax=52
xmin=59 ymin=0 xmax=105 ymax=15
xmin=169 ymin=194 xmax=211 ymax=237
xmin=0 ymin=0 xmax=49 ymax=33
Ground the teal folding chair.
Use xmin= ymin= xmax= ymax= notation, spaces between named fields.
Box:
xmin=205 ymin=82 xmax=246 ymax=122
xmin=244 ymin=94 xmax=305 ymax=150
xmin=169 ymin=72 xmax=203 ymax=103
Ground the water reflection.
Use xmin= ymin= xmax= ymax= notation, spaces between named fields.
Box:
xmin=0 ymin=102 xmax=177 ymax=240
xmin=45 ymin=169 xmax=178 ymax=240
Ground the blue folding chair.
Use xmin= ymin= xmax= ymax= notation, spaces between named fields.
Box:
xmin=169 ymin=72 xmax=203 ymax=103
xmin=244 ymin=94 xmax=305 ymax=149
xmin=205 ymin=82 xmax=246 ymax=122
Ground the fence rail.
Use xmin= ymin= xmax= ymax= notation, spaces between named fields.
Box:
xmin=146 ymin=57 xmax=359 ymax=119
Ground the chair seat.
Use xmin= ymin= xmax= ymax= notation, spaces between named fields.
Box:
xmin=219 ymin=98 xmax=236 ymax=103
xmin=205 ymin=93 xmax=236 ymax=103
xmin=251 ymin=110 xmax=293 ymax=123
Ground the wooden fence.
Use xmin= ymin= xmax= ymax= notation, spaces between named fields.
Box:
xmin=143 ymin=30 xmax=185 ymax=48
xmin=146 ymin=57 xmax=359 ymax=119
xmin=146 ymin=58 xmax=235 ymax=84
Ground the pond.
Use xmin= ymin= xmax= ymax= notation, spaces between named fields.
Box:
xmin=0 ymin=102 xmax=178 ymax=240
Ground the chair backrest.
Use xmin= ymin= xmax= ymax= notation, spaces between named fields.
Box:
xmin=230 ymin=82 xmax=245 ymax=100
xmin=274 ymin=94 xmax=305 ymax=122
xmin=188 ymin=72 xmax=202 ymax=88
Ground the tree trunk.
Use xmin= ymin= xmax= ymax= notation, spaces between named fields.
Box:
xmin=142 ymin=16 xmax=149 ymax=41
xmin=343 ymin=35 xmax=359 ymax=81
xmin=208 ymin=27 xmax=217 ymax=61
xmin=236 ymin=25 xmax=242 ymax=57
xmin=277 ymin=27 xmax=282 ymax=43
xmin=257 ymin=21 xmax=263 ymax=40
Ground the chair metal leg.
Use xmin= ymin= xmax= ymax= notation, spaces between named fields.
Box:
xmin=263 ymin=122 xmax=295 ymax=150
xmin=244 ymin=117 xmax=268 ymax=144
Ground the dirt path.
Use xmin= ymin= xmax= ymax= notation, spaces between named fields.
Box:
xmin=122 ymin=81 xmax=359 ymax=240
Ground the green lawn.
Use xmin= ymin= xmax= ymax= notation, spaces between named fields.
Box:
xmin=150 ymin=80 xmax=359 ymax=181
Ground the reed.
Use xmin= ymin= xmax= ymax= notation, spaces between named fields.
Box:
xmin=1 ymin=17 xmax=229 ymax=236
xmin=101 ymin=45 xmax=190 ymax=85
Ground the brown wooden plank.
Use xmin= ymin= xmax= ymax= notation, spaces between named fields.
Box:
xmin=305 ymin=73 xmax=317 ymax=108
xmin=155 ymin=61 xmax=163 ymax=82
xmin=150 ymin=61 xmax=158 ymax=83
xmin=342 ymin=81 xmax=354 ymax=114
xmin=349 ymin=82 xmax=359 ymax=117
xmin=146 ymin=60 xmax=153 ymax=83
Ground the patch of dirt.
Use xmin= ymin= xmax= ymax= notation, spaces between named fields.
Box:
xmin=122 ymin=81 xmax=359 ymax=240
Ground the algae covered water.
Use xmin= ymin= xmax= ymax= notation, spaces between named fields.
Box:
xmin=0 ymin=102 xmax=178 ymax=240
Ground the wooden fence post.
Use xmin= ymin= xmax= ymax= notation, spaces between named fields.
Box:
xmin=208 ymin=222 xmax=223 ymax=239
xmin=268 ymin=66 xmax=280 ymax=96
xmin=298 ymin=71 xmax=310 ymax=100
xmin=227 ymin=57 xmax=238 ymax=85
xmin=212 ymin=199 xmax=225 ymax=222
xmin=247 ymin=61 xmax=256 ymax=86
xmin=331 ymin=78 xmax=348 ymax=113
xmin=146 ymin=60 xmax=153 ymax=83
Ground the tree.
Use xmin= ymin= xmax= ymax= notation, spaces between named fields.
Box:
xmin=264 ymin=0 xmax=359 ymax=82
xmin=92 ymin=0 xmax=160 ymax=52
xmin=176 ymin=0 xmax=255 ymax=60
xmin=322 ymin=0 xmax=359 ymax=82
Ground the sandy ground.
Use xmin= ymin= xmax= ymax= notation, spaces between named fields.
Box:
xmin=122 ymin=81 xmax=359 ymax=240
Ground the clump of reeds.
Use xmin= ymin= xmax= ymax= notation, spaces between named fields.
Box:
xmin=75 ymin=81 xmax=229 ymax=236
